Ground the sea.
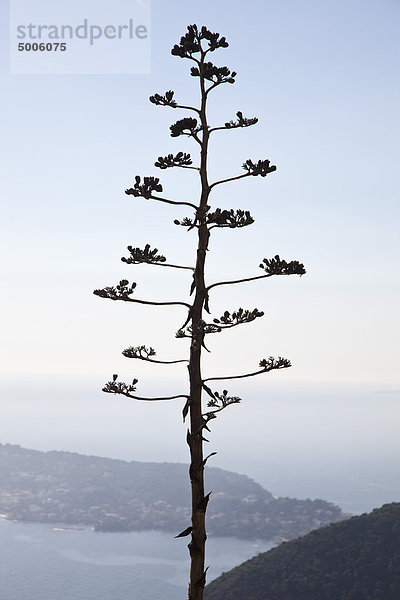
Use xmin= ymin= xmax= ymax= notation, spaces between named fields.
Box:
xmin=1 ymin=380 xmax=399 ymax=598
xmin=0 ymin=518 xmax=275 ymax=600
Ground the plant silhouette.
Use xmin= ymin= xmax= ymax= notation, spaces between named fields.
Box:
xmin=94 ymin=24 xmax=305 ymax=600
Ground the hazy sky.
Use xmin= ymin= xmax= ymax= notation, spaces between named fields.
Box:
xmin=0 ymin=1 xmax=399 ymax=506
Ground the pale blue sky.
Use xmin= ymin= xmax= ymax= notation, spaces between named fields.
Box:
xmin=0 ymin=1 xmax=399 ymax=505
xmin=1 ymin=0 xmax=399 ymax=385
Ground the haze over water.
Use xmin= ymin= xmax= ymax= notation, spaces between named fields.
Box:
xmin=1 ymin=377 xmax=399 ymax=515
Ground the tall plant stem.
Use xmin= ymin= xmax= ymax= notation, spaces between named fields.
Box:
xmin=187 ymin=48 xmax=211 ymax=600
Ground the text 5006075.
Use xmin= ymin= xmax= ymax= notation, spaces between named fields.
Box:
xmin=18 ymin=42 xmax=67 ymax=51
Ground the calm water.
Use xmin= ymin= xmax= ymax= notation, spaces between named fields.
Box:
xmin=1 ymin=382 xmax=399 ymax=597
xmin=0 ymin=518 xmax=275 ymax=600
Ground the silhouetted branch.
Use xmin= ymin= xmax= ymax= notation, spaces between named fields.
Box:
xmin=207 ymin=255 xmax=306 ymax=295
xmin=149 ymin=194 xmax=198 ymax=209
xmin=209 ymin=158 xmax=276 ymax=190
xmin=93 ymin=280 xmax=191 ymax=309
xmin=259 ymin=255 xmax=306 ymax=276
xmin=125 ymin=177 xmax=197 ymax=209
xmin=121 ymin=244 xmax=194 ymax=271
xmin=204 ymin=368 xmax=265 ymax=383
xmin=242 ymin=158 xmax=277 ymax=176
xmin=200 ymin=389 xmax=241 ymax=430
xmin=206 ymin=79 xmax=234 ymax=95
xmin=212 ymin=308 xmax=264 ymax=329
xmin=103 ymin=375 xmax=189 ymax=402
xmin=122 ymin=345 xmax=188 ymax=364
xmin=149 ymin=90 xmax=201 ymax=115
xmin=206 ymin=208 xmax=254 ymax=229
xmin=175 ymin=103 xmax=201 ymax=114
xmin=209 ymin=172 xmax=251 ymax=190
xmin=155 ymin=152 xmax=198 ymax=170
xmin=206 ymin=273 xmax=272 ymax=295
xmin=209 ymin=111 xmax=258 ymax=133
xmin=203 ymin=356 xmax=292 ymax=383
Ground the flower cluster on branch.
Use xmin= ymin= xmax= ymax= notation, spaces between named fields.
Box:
xmin=194 ymin=387 xmax=242 ymax=433
xmin=206 ymin=208 xmax=254 ymax=229
xmin=225 ymin=111 xmax=258 ymax=129
xmin=125 ymin=176 xmax=163 ymax=199
xmin=175 ymin=328 xmax=190 ymax=339
xmin=259 ymin=255 xmax=306 ymax=276
xmin=170 ymin=117 xmax=200 ymax=138
xmin=203 ymin=356 xmax=292 ymax=385
xmin=122 ymin=345 xmax=156 ymax=360
xmin=93 ymin=279 xmax=136 ymax=301
xmin=103 ymin=374 xmax=138 ymax=395
xmin=174 ymin=216 xmax=197 ymax=228
xmin=242 ymin=159 xmax=277 ymax=177
xmin=122 ymin=345 xmax=188 ymax=364
xmin=155 ymin=152 xmax=193 ymax=169
xmin=149 ymin=90 xmax=177 ymax=107
xmin=191 ymin=63 xmax=236 ymax=85
xmin=171 ymin=25 xmax=228 ymax=59
xmin=176 ymin=321 xmax=221 ymax=339
xmin=213 ymin=308 xmax=264 ymax=328
xmin=259 ymin=356 xmax=292 ymax=371
xmin=121 ymin=244 xmax=166 ymax=265
xmin=121 ymin=243 xmax=193 ymax=272
xmin=207 ymin=389 xmax=241 ymax=407
xmin=103 ymin=374 xmax=188 ymax=403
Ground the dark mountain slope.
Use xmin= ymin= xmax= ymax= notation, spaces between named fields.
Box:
xmin=205 ymin=502 xmax=400 ymax=600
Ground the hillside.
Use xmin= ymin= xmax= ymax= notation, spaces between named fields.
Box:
xmin=0 ymin=443 xmax=346 ymax=541
xmin=204 ymin=502 xmax=400 ymax=599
